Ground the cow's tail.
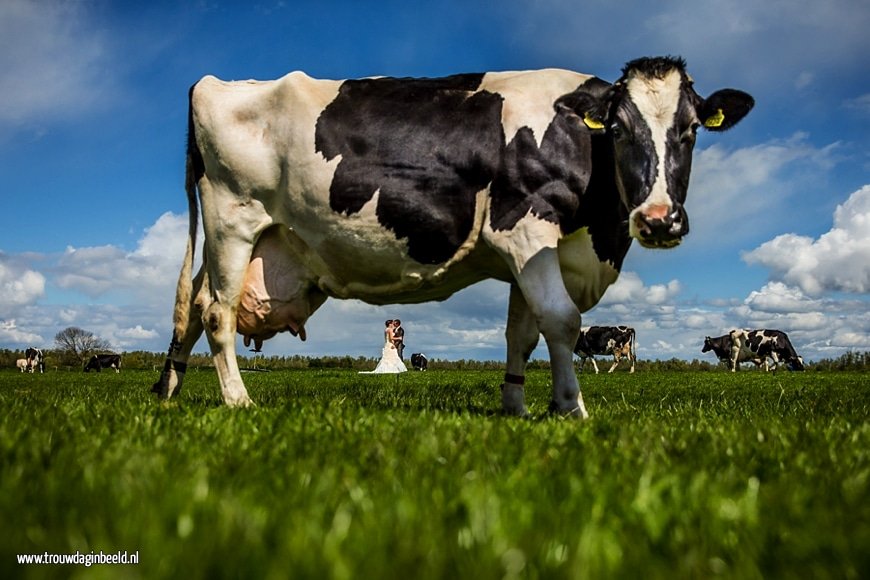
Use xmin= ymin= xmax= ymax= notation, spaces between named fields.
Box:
xmin=173 ymin=84 xmax=204 ymax=341
xmin=630 ymin=327 xmax=637 ymax=364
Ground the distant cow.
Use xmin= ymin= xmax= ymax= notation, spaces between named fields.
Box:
xmin=16 ymin=359 xmax=29 ymax=372
xmin=25 ymin=347 xmax=44 ymax=373
xmin=730 ymin=329 xmax=804 ymax=372
xmin=702 ymin=334 xmax=765 ymax=371
xmin=152 ymin=56 xmax=753 ymax=418
xmin=84 ymin=354 xmax=122 ymax=373
xmin=410 ymin=353 xmax=428 ymax=371
xmin=574 ymin=326 xmax=636 ymax=373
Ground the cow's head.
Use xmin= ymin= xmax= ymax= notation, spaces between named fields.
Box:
xmin=788 ymin=355 xmax=805 ymax=371
xmin=701 ymin=336 xmax=714 ymax=352
xmin=557 ymin=56 xmax=754 ymax=249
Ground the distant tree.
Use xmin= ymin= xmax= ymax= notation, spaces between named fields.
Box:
xmin=53 ymin=327 xmax=113 ymax=366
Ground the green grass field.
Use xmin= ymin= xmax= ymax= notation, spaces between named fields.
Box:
xmin=1 ymin=368 xmax=867 ymax=579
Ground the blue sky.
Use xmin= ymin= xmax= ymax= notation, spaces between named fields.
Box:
xmin=1 ymin=0 xmax=868 ymax=363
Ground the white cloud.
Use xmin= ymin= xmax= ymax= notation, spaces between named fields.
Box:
xmin=0 ymin=253 xmax=45 ymax=314
xmin=0 ymin=0 xmax=109 ymax=130
xmin=742 ymin=282 xmax=821 ymax=314
xmin=0 ymin=319 xmax=43 ymax=346
xmin=596 ymin=271 xmax=681 ymax=307
xmin=742 ymin=185 xmax=870 ymax=295
xmin=54 ymin=211 xmax=195 ymax=305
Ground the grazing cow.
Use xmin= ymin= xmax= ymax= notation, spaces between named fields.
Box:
xmin=25 ymin=347 xmax=44 ymax=373
xmin=574 ymin=326 xmax=637 ymax=373
xmin=730 ymin=329 xmax=805 ymax=372
xmin=702 ymin=334 xmax=766 ymax=371
xmin=410 ymin=353 xmax=428 ymax=371
xmin=84 ymin=354 xmax=122 ymax=373
xmin=152 ymin=56 xmax=753 ymax=418
xmin=16 ymin=359 xmax=29 ymax=372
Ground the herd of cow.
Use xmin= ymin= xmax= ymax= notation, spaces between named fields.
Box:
xmin=569 ymin=325 xmax=804 ymax=374
xmin=14 ymin=352 xmax=122 ymax=373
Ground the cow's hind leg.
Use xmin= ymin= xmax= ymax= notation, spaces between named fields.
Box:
xmin=502 ymin=285 xmax=540 ymax=417
xmin=152 ymin=265 xmax=207 ymax=399
xmin=201 ymin=238 xmax=256 ymax=407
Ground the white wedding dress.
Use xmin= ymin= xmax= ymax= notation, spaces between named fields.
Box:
xmin=360 ymin=333 xmax=407 ymax=374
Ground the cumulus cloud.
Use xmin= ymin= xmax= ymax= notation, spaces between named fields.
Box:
xmin=0 ymin=0 xmax=109 ymax=130
xmin=54 ymin=211 xmax=195 ymax=304
xmin=742 ymin=185 xmax=870 ymax=295
xmin=0 ymin=253 xmax=45 ymax=314
xmin=0 ymin=319 xmax=43 ymax=346
xmin=597 ymin=271 xmax=681 ymax=306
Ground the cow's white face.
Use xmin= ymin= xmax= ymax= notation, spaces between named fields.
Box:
xmin=615 ymin=68 xmax=697 ymax=249
xmin=565 ymin=57 xmax=754 ymax=249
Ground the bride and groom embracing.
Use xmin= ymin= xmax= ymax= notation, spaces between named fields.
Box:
xmin=359 ymin=319 xmax=407 ymax=374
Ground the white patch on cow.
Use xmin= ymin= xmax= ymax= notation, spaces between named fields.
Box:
xmin=557 ymin=228 xmax=620 ymax=312
xmin=625 ymin=69 xmax=682 ymax=226
xmin=480 ymin=69 xmax=593 ymax=147
xmin=483 ymin=208 xmax=561 ymax=273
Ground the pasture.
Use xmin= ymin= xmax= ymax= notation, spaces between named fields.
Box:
xmin=1 ymin=368 xmax=867 ymax=579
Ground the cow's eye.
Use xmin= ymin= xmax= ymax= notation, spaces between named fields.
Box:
xmin=681 ymin=123 xmax=700 ymax=144
xmin=610 ymin=123 xmax=623 ymax=139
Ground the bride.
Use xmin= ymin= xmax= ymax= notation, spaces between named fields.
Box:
xmin=360 ymin=320 xmax=407 ymax=374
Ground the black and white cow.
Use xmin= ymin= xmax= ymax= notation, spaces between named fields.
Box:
xmin=25 ymin=347 xmax=44 ymax=373
xmin=730 ymin=329 xmax=805 ymax=372
xmin=702 ymin=334 xmax=766 ymax=371
xmin=153 ymin=56 xmax=753 ymax=418
xmin=84 ymin=354 xmax=122 ymax=373
xmin=574 ymin=326 xmax=636 ymax=373
xmin=410 ymin=353 xmax=428 ymax=371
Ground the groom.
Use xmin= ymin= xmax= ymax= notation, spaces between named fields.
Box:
xmin=391 ymin=319 xmax=405 ymax=360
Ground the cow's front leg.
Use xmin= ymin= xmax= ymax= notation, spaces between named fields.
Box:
xmin=502 ymin=284 xmax=540 ymax=417
xmin=514 ymin=249 xmax=587 ymax=419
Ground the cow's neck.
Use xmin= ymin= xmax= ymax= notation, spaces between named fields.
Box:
xmin=573 ymin=135 xmax=632 ymax=271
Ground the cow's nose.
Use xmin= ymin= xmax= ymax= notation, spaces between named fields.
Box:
xmin=634 ymin=203 xmax=688 ymax=248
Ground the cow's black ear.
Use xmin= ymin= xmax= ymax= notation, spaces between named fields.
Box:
xmin=699 ymin=89 xmax=754 ymax=131
xmin=555 ymin=91 xmax=607 ymax=132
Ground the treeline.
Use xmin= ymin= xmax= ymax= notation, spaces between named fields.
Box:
xmin=1 ymin=349 xmax=867 ymax=372
xmin=811 ymin=351 xmax=869 ymax=371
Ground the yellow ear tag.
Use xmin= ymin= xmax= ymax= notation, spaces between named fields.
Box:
xmin=583 ymin=113 xmax=605 ymax=130
xmin=704 ymin=108 xmax=725 ymax=128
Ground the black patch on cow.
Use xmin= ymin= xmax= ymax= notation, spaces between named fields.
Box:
xmin=576 ymin=132 xmax=632 ymax=270
xmin=315 ymin=74 xmax=504 ymax=264
xmin=488 ymin=103 xmax=591 ymax=233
